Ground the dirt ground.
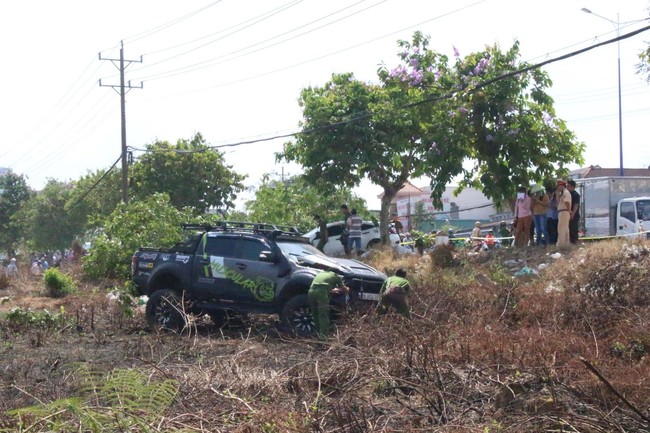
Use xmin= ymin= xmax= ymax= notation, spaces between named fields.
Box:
xmin=1 ymin=243 xmax=649 ymax=432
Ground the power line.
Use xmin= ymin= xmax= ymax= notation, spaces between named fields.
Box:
xmin=130 ymin=23 xmax=650 ymax=155
xmin=67 ymin=155 xmax=122 ymax=209
xmin=132 ymin=0 xmax=305 ymax=71
xmin=131 ymin=0 xmax=385 ymax=82
xmin=123 ymin=0 xmax=225 ymax=44
xmin=136 ymin=0 xmax=490 ymax=100
xmin=8 ymin=58 xmax=104 ymax=167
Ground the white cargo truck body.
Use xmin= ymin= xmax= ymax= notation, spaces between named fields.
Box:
xmin=576 ymin=177 xmax=650 ymax=238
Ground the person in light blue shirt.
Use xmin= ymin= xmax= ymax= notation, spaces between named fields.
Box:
xmin=545 ymin=186 xmax=558 ymax=245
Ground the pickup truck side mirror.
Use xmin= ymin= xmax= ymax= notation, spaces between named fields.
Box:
xmin=259 ymin=250 xmax=276 ymax=263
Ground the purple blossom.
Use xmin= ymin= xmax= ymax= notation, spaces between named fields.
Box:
xmin=459 ymin=107 xmax=468 ymax=115
xmin=409 ymin=69 xmax=423 ymax=85
xmin=328 ymin=83 xmax=337 ymax=90
xmin=542 ymin=111 xmax=555 ymax=126
xmin=507 ymin=128 xmax=519 ymax=136
xmin=473 ymin=57 xmax=490 ymax=75
xmin=486 ymin=134 xmax=494 ymax=142
xmin=434 ymin=70 xmax=442 ymax=81
xmin=430 ymin=141 xmax=437 ymax=149
xmin=409 ymin=58 xmax=420 ymax=68
xmin=448 ymin=111 xmax=457 ymax=118
xmin=453 ymin=45 xmax=460 ymax=57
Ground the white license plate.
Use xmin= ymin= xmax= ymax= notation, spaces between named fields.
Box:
xmin=359 ymin=292 xmax=380 ymax=301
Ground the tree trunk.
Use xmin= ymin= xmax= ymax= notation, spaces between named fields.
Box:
xmin=380 ymin=190 xmax=396 ymax=245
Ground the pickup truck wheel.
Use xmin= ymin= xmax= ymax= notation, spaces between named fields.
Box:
xmin=146 ymin=289 xmax=185 ymax=331
xmin=281 ymin=294 xmax=315 ymax=336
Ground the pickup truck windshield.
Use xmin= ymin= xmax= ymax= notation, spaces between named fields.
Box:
xmin=276 ymin=241 xmax=325 ymax=258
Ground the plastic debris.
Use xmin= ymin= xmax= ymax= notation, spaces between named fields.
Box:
xmin=514 ymin=266 xmax=538 ymax=277
xmin=550 ymin=252 xmax=562 ymax=259
xmin=537 ymin=263 xmax=547 ymax=270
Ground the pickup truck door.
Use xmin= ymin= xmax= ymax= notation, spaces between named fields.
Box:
xmin=192 ymin=233 xmax=241 ymax=303
xmin=227 ymin=237 xmax=278 ymax=306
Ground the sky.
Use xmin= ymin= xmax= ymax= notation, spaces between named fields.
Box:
xmin=1 ymin=0 xmax=649 ymax=210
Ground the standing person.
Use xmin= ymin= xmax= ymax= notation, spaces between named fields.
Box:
xmin=556 ymin=180 xmax=572 ymax=248
xmin=567 ymin=179 xmax=581 ymax=244
xmin=391 ymin=214 xmax=403 ymax=236
xmin=308 ymin=271 xmax=349 ymax=339
xmin=376 ymin=268 xmax=412 ymax=318
xmin=313 ymin=214 xmax=328 ymax=253
xmin=513 ymin=186 xmax=533 ymax=248
xmin=347 ymin=208 xmax=363 ymax=256
xmin=546 ymin=186 xmax=559 ymax=245
xmin=470 ymin=221 xmax=483 ymax=251
xmin=532 ymin=189 xmax=550 ymax=246
xmin=499 ymin=221 xmax=512 ymax=246
xmin=339 ymin=204 xmax=351 ymax=255
xmin=6 ymin=258 xmax=18 ymax=277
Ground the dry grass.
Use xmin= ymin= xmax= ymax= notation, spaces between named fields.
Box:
xmin=1 ymin=241 xmax=649 ymax=432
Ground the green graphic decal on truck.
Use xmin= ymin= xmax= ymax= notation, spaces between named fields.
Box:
xmin=209 ymin=256 xmax=274 ymax=302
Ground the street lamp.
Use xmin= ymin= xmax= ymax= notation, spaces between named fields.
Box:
xmin=582 ymin=7 xmax=624 ymax=176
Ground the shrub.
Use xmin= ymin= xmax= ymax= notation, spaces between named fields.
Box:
xmin=3 ymin=306 xmax=67 ymax=330
xmin=82 ymin=193 xmax=194 ymax=280
xmin=43 ymin=268 xmax=77 ymax=298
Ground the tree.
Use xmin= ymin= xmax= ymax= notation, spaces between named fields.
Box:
xmin=21 ymin=180 xmax=86 ymax=252
xmin=131 ymin=133 xmax=246 ymax=212
xmin=0 ymin=173 xmax=33 ymax=256
xmin=245 ymin=174 xmax=368 ymax=232
xmin=67 ymin=168 xmax=122 ymax=230
xmin=280 ymin=32 xmax=584 ymax=243
xmin=83 ymin=193 xmax=195 ymax=279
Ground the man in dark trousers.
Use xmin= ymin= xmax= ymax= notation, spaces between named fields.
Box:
xmin=313 ymin=214 xmax=328 ymax=252
xmin=340 ymin=204 xmax=351 ymax=255
xmin=567 ymin=179 xmax=581 ymax=244
xmin=376 ymin=268 xmax=412 ymax=318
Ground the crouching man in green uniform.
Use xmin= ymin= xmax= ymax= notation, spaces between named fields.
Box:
xmin=308 ymin=271 xmax=349 ymax=339
xmin=376 ymin=268 xmax=412 ymax=318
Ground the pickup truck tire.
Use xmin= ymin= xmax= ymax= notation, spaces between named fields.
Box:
xmin=146 ymin=289 xmax=186 ymax=332
xmin=280 ymin=294 xmax=315 ymax=336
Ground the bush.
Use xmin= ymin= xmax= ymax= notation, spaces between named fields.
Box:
xmin=82 ymin=193 xmax=195 ymax=280
xmin=43 ymin=268 xmax=77 ymax=298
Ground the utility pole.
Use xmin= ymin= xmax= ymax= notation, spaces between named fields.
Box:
xmin=99 ymin=40 xmax=142 ymax=203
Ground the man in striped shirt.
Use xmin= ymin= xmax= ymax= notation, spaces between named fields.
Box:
xmin=347 ymin=208 xmax=363 ymax=256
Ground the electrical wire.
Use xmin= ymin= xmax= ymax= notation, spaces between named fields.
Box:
xmin=123 ymin=0 xmax=225 ymax=45
xmin=132 ymin=0 xmax=305 ymax=70
xmin=130 ymin=23 xmax=650 ymax=155
xmin=9 ymin=58 xmax=104 ymax=167
xmin=131 ymin=0 xmax=385 ymax=82
xmin=136 ymin=0 xmax=490 ymax=100
xmin=67 ymin=154 xmax=122 ymax=209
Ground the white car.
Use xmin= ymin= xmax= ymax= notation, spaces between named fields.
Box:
xmin=303 ymin=220 xmax=402 ymax=256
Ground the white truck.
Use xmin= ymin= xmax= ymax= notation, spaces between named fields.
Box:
xmin=576 ymin=176 xmax=650 ymax=239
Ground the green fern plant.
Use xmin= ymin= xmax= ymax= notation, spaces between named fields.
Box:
xmin=3 ymin=367 xmax=179 ymax=433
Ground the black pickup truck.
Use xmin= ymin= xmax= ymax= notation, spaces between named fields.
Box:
xmin=131 ymin=222 xmax=387 ymax=334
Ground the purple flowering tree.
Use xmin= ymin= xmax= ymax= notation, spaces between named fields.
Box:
xmin=280 ymin=32 xmax=584 ymax=244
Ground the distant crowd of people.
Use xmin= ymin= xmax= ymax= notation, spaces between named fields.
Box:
xmin=3 ymin=242 xmax=88 ymax=278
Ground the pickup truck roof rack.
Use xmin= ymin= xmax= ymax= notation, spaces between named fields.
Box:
xmin=181 ymin=221 xmax=303 ymax=239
